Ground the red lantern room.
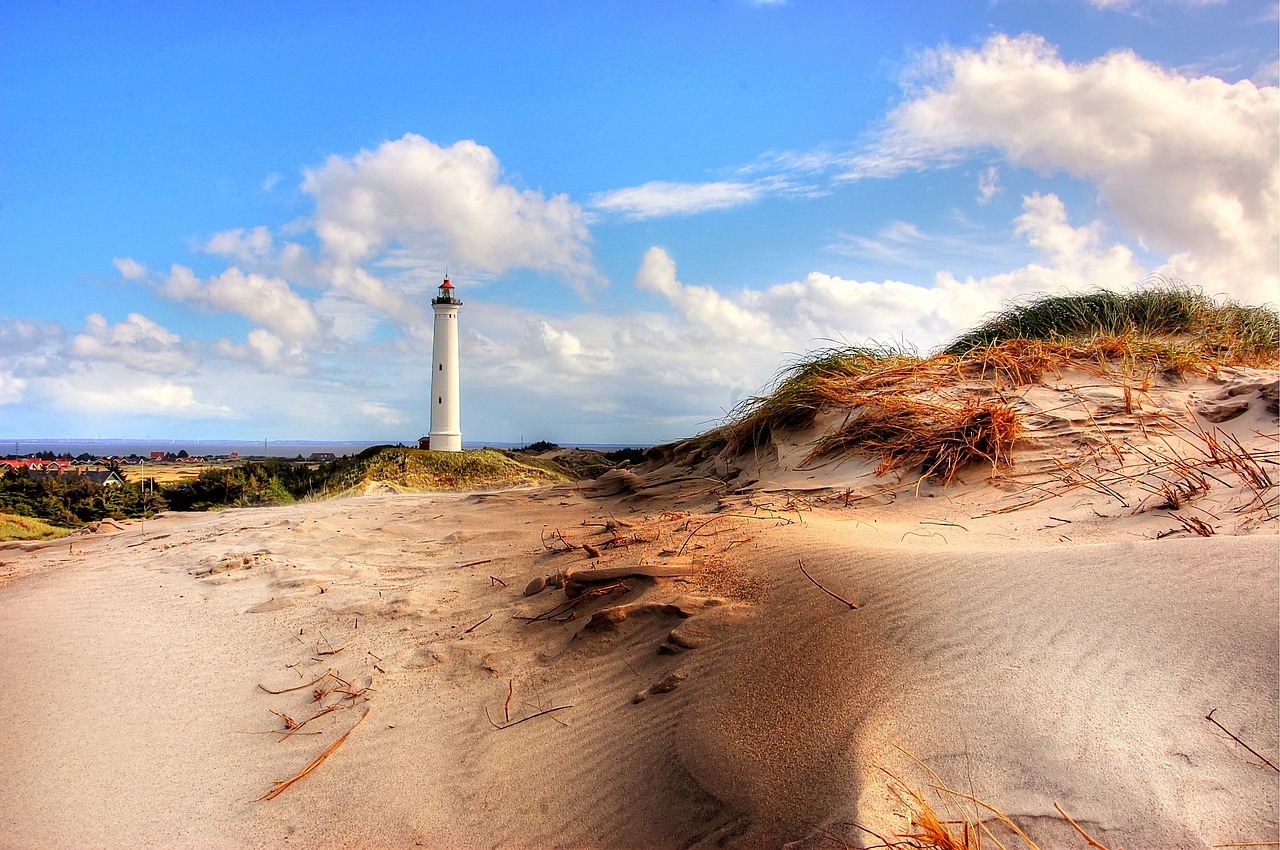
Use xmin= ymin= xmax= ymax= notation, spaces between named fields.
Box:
xmin=433 ymin=276 xmax=460 ymax=305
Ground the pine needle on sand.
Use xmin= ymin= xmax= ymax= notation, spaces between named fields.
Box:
xmin=258 ymin=708 xmax=370 ymax=801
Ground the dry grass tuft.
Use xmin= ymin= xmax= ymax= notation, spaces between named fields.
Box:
xmin=725 ymin=345 xmax=922 ymax=455
xmin=806 ymin=397 xmax=1019 ymax=484
xmin=858 ymin=762 xmax=1117 ymax=850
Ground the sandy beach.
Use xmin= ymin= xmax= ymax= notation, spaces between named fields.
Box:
xmin=2 ymin=366 xmax=1277 ymax=849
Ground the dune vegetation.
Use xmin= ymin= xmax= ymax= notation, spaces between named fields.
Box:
xmin=720 ymin=284 xmax=1279 ymax=482
xmin=321 ymin=446 xmax=573 ymax=495
xmin=0 ymin=512 xmax=70 ymax=542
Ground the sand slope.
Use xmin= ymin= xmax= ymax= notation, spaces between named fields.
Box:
xmin=1 ymin=369 xmax=1277 ymax=849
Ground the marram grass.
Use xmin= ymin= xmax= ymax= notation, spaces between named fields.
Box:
xmin=0 ymin=512 xmax=70 ymax=542
xmin=722 ymin=286 xmax=1279 ymax=480
xmin=944 ymin=282 xmax=1278 ymax=363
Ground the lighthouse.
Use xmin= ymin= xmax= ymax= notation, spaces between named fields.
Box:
xmin=428 ymin=276 xmax=463 ymax=451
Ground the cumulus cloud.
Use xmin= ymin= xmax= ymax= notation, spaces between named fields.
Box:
xmin=161 ymin=265 xmax=326 ymax=343
xmin=536 ymin=320 xmax=615 ymax=373
xmin=302 ymin=134 xmax=601 ymax=291
xmin=591 ymin=180 xmax=766 ymax=220
xmin=0 ymin=371 xmax=27 ymax=404
xmin=849 ymin=33 xmax=1278 ymax=302
xmin=635 ymin=247 xmax=780 ymax=344
xmin=202 ymin=226 xmax=274 ymax=265
xmin=212 ymin=329 xmax=310 ymax=376
xmin=112 ymin=257 xmax=148 ymax=280
xmin=68 ymin=313 xmax=198 ymax=375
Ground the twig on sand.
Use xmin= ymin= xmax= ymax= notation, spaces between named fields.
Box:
xmin=1206 ymin=708 xmax=1280 ymax=772
xmin=278 ymin=704 xmax=345 ymax=741
xmin=489 ymin=575 xmax=508 ymax=587
xmin=514 ymin=580 xmax=631 ymax=624
xmin=259 ymin=670 xmax=334 ymax=695
xmin=901 ymin=531 xmax=948 ymax=544
xmin=464 ymin=612 xmax=494 ymax=634
xmin=258 ymin=708 xmax=370 ymax=801
xmin=504 ymin=679 xmax=514 ymax=723
xmin=676 ymin=512 xmax=792 ymax=556
xmin=797 ymin=559 xmax=859 ymax=610
xmin=269 ymin=709 xmax=298 ymax=730
xmin=485 ymin=704 xmax=573 ymax=730
xmin=460 ymin=558 xmax=492 ymax=568
xmin=316 ymin=636 xmax=350 ymax=656
xmin=1054 ymin=802 xmax=1114 ymax=850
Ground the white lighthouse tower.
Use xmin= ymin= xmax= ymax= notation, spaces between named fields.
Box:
xmin=428 ymin=276 xmax=463 ymax=451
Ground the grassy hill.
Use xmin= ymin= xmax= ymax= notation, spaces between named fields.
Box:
xmin=323 ymin=446 xmax=574 ymax=495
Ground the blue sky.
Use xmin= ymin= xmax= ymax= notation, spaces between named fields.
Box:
xmin=2 ymin=1 xmax=1276 ymax=445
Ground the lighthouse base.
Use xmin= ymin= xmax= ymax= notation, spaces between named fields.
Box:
xmin=427 ymin=431 xmax=462 ymax=452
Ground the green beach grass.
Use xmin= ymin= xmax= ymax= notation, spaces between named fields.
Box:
xmin=0 ymin=512 xmax=70 ymax=542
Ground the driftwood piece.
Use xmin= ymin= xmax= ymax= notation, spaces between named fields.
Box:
xmin=564 ymin=563 xmax=698 ymax=596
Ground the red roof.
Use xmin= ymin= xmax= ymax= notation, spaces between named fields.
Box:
xmin=440 ymin=278 xmax=454 ymax=289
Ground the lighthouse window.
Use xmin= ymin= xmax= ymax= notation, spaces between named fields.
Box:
xmin=438 ymin=364 xmax=442 ymax=371
xmin=438 ymin=397 xmax=442 ymax=404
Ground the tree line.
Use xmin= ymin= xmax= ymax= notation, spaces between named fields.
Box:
xmin=0 ymin=459 xmax=342 ymax=528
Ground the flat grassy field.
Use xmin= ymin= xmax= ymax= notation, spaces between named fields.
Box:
xmin=120 ymin=461 xmax=232 ymax=486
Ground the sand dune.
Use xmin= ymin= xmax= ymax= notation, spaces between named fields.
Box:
xmin=1 ymin=367 xmax=1277 ymax=849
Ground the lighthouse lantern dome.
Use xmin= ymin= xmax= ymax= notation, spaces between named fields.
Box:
xmin=433 ymin=276 xmax=459 ymax=305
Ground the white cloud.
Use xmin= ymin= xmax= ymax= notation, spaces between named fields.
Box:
xmin=327 ymin=264 xmax=429 ymax=338
xmin=0 ymin=319 xmax=65 ymax=406
xmin=635 ymin=247 xmax=780 ymax=344
xmin=112 ymin=257 xmax=148 ymax=280
xmin=536 ymin=320 xmax=615 ymax=373
xmin=202 ymin=226 xmax=274 ymax=265
xmin=212 ymin=329 xmax=310 ymax=376
xmin=302 ymin=134 xmax=602 ymax=292
xmin=161 ymin=265 xmax=326 ymax=343
xmin=46 ymin=370 xmax=232 ymax=419
xmin=68 ymin=313 xmax=198 ymax=375
xmin=978 ymin=166 xmax=1002 ymax=204
xmin=590 ymin=180 xmax=766 ymax=220
xmin=851 ymin=33 xmax=1278 ymax=303
xmin=0 ymin=371 xmax=27 ymax=405
xmin=360 ymin=402 xmax=407 ymax=427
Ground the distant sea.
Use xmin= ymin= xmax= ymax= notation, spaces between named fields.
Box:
xmin=3 ymin=438 xmax=648 ymax=459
